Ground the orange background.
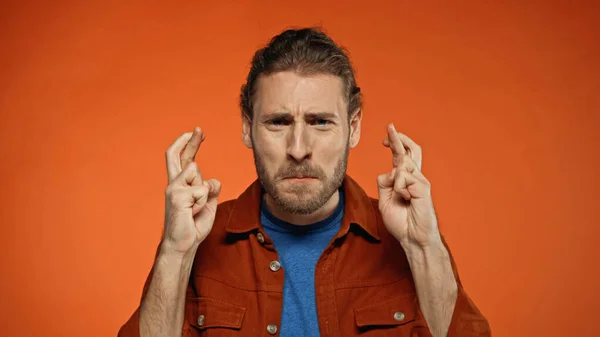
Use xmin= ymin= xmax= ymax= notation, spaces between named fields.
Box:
xmin=1 ymin=1 xmax=599 ymax=336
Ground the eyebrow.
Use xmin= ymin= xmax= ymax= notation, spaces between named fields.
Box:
xmin=305 ymin=112 xmax=339 ymax=120
xmin=263 ymin=112 xmax=338 ymax=119
xmin=262 ymin=112 xmax=291 ymax=120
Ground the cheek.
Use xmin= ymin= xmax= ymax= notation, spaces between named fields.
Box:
xmin=254 ymin=133 xmax=286 ymax=167
xmin=314 ymin=139 xmax=346 ymax=167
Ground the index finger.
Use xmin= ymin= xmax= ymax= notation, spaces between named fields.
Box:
xmin=166 ymin=131 xmax=193 ymax=182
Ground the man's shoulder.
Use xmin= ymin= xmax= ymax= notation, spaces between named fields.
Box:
xmin=367 ymin=196 xmax=379 ymax=208
xmin=213 ymin=198 xmax=238 ymax=225
xmin=217 ymin=198 xmax=238 ymax=210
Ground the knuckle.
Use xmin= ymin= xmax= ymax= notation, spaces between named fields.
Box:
xmin=165 ymin=147 xmax=177 ymax=160
xmin=166 ymin=190 xmax=179 ymax=204
xmin=423 ymin=178 xmax=431 ymax=188
xmin=185 ymin=161 xmax=196 ymax=172
xmin=165 ymin=186 xmax=182 ymax=202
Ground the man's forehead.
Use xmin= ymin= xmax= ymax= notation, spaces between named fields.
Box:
xmin=254 ymin=71 xmax=347 ymax=115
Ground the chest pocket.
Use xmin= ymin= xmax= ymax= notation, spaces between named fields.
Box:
xmin=186 ymin=297 xmax=247 ymax=334
xmin=354 ymin=293 xmax=419 ymax=335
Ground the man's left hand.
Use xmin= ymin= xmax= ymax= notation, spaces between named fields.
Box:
xmin=377 ymin=123 xmax=441 ymax=248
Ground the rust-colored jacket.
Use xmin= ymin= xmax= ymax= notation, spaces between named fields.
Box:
xmin=118 ymin=176 xmax=490 ymax=336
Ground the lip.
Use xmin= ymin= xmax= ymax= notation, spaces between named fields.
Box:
xmin=283 ymin=177 xmax=317 ymax=181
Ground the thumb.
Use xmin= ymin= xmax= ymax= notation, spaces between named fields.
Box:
xmin=377 ymin=168 xmax=396 ymax=192
xmin=204 ymin=179 xmax=222 ymax=207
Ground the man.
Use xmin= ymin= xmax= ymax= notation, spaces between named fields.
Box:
xmin=118 ymin=27 xmax=490 ymax=337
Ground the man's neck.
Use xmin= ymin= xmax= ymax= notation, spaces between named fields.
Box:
xmin=263 ymin=190 xmax=340 ymax=226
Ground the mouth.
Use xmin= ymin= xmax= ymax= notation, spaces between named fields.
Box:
xmin=283 ymin=176 xmax=317 ymax=181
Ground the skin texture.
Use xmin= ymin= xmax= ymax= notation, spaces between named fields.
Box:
xmin=242 ymin=71 xmax=361 ymax=224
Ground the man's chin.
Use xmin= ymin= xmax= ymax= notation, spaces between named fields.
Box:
xmin=274 ymin=197 xmax=319 ymax=215
xmin=277 ymin=178 xmax=320 ymax=193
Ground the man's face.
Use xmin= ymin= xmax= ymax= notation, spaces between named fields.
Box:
xmin=242 ymin=71 xmax=361 ymax=215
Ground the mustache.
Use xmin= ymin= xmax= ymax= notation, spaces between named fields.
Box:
xmin=276 ymin=163 xmax=324 ymax=179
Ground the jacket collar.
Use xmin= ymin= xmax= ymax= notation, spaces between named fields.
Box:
xmin=225 ymin=175 xmax=380 ymax=241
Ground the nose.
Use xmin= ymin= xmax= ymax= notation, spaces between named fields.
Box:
xmin=287 ymin=122 xmax=312 ymax=162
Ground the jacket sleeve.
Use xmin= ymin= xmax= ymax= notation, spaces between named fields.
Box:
xmin=117 ymin=306 xmax=142 ymax=337
xmin=442 ymin=235 xmax=491 ymax=337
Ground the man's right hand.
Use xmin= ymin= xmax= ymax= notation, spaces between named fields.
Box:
xmin=162 ymin=127 xmax=221 ymax=256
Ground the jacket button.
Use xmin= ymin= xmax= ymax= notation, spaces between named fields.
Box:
xmin=197 ymin=314 xmax=205 ymax=326
xmin=267 ymin=324 xmax=278 ymax=335
xmin=256 ymin=232 xmax=265 ymax=243
xmin=269 ymin=260 xmax=281 ymax=272
xmin=394 ymin=311 xmax=405 ymax=321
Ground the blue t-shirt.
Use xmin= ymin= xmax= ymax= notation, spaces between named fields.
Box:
xmin=260 ymin=189 xmax=344 ymax=337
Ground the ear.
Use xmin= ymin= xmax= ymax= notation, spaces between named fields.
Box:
xmin=242 ymin=113 xmax=253 ymax=148
xmin=348 ymin=107 xmax=362 ymax=148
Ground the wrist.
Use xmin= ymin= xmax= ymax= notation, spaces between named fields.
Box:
xmin=158 ymin=240 xmax=198 ymax=269
xmin=399 ymin=231 xmax=442 ymax=249
xmin=401 ymin=237 xmax=447 ymax=268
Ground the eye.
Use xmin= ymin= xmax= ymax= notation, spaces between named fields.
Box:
xmin=312 ymin=119 xmax=331 ymax=126
xmin=267 ymin=118 xmax=289 ymax=127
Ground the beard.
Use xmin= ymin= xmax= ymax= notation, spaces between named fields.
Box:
xmin=253 ymin=144 xmax=349 ymax=215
